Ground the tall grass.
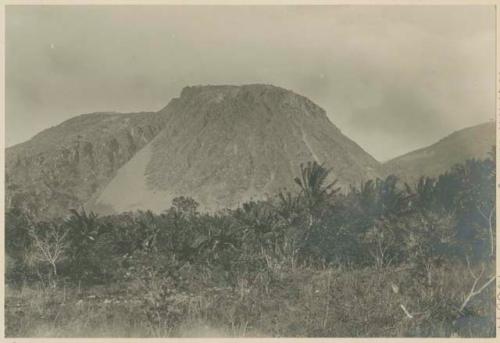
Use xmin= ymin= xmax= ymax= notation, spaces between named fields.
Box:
xmin=6 ymin=260 xmax=495 ymax=337
xmin=6 ymin=158 xmax=496 ymax=337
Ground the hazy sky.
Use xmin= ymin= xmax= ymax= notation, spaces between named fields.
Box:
xmin=6 ymin=5 xmax=496 ymax=161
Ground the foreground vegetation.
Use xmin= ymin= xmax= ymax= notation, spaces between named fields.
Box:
xmin=5 ymin=153 xmax=496 ymax=337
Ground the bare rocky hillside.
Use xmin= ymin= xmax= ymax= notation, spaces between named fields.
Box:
xmin=9 ymin=84 xmax=493 ymax=218
xmin=91 ymin=84 xmax=382 ymax=214
xmin=6 ymin=111 xmax=167 ymax=218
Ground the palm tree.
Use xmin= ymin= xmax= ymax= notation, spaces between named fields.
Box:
xmin=294 ymin=161 xmax=339 ymax=210
xmin=292 ymin=162 xmax=340 ymax=251
xmin=64 ymin=208 xmax=100 ymax=281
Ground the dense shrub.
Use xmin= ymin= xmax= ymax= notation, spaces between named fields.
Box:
xmin=5 ymin=156 xmax=496 ymax=337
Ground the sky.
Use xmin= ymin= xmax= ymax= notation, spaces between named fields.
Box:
xmin=5 ymin=5 xmax=496 ymax=161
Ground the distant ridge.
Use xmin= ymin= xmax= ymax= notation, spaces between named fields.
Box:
xmin=383 ymin=122 xmax=495 ymax=183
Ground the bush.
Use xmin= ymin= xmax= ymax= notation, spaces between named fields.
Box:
xmin=5 ymin=155 xmax=496 ymax=337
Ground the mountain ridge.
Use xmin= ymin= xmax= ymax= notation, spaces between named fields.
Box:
xmin=6 ymin=84 xmax=495 ymax=218
xmin=383 ymin=121 xmax=495 ymax=183
xmin=6 ymin=110 xmax=168 ymax=218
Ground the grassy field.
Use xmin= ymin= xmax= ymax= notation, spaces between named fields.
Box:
xmin=6 ymin=262 xmax=495 ymax=338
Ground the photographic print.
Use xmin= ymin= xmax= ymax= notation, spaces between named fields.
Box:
xmin=4 ymin=3 xmax=497 ymax=338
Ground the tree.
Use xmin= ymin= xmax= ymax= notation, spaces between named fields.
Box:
xmin=402 ymin=210 xmax=456 ymax=287
xmin=294 ymin=161 xmax=339 ymax=211
xmin=64 ymin=208 xmax=101 ymax=283
xmin=362 ymin=219 xmax=399 ymax=268
xmin=5 ymin=208 xmax=33 ymax=284
xmin=171 ymin=196 xmax=199 ymax=217
xmin=451 ymin=157 xmax=495 ymax=259
xmin=27 ymin=222 xmax=69 ymax=287
xmin=291 ymin=162 xmax=340 ymax=258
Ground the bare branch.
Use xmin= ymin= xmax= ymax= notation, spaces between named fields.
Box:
xmin=459 ymin=259 xmax=495 ymax=314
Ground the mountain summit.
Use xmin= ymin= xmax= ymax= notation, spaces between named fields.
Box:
xmin=6 ymin=85 xmax=495 ymax=218
xmin=91 ymin=84 xmax=381 ymax=213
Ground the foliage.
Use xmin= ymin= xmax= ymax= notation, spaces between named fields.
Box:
xmin=5 ymin=152 xmax=496 ymax=337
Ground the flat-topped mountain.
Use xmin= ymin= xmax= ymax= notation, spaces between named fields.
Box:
xmin=5 ymin=84 xmax=384 ymax=217
xmin=91 ymin=84 xmax=382 ymax=214
xmin=7 ymin=84 xmax=494 ymax=218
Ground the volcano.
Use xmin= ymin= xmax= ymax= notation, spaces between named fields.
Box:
xmin=89 ymin=84 xmax=382 ymax=213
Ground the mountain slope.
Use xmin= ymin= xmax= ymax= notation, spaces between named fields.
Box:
xmin=90 ymin=84 xmax=382 ymax=214
xmin=6 ymin=111 xmax=167 ymax=218
xmin=383 ymin=122 xmax=495 ymax=183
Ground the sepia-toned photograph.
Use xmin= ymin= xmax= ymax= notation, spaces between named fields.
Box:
xmin=3 ymin=3 xmax=497 ymax=338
